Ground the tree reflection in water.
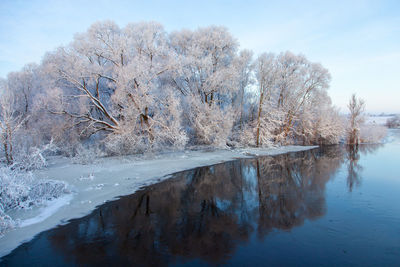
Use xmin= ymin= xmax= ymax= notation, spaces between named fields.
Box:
xmin=3 ymin=147 xmax=363 ymax=266
xmin=346 ymin=144 xmax=382 ymax=192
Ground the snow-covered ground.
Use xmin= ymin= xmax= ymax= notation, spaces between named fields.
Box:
xmin=0 ymin=145 xmax=317 ymax=258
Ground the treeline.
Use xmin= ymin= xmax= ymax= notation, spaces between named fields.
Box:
xmin=386 ymin=115 xmax=400 ymax=128
xmin=0 ymin=21 xmax=346 ymax=164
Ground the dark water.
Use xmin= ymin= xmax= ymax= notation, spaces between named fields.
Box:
xmin=2 ymin=133 xmax=400 ymax=266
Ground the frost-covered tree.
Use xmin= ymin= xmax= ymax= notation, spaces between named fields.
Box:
xmin=0 ymin=20 xmax=347 ymax=157
xmin=5 ymin=64 xmax=55 ymax=153
xmin=107 ymin=22 xmax=187 ymax=153
xmin=0 ymin=87 xmax=25 ymax=165
xmin=254 ymin=53 xmax=279 ymax=147
xmin=232 ymin=49 xmax=254 ymax=128
xmin=359 ymin=124 xmax=387 ymax=144
xmin=170 ymin=26 xmax=239 ymax=146
xmin=386 ymin=115 xmax=400 ymax=128
xmin=347 ymin=94 xmax=365 ymax=145
xmin=6 ymin=64 xmax=38 ymax=123
xmin=253 ymin=52 xmax=332 ymax=146
xmin=43 ymin=21 xmax=187 ymax=154
xmin=273 ymin=52 xmax=331 ymax=143
xmin=228 ymin=50 xmax=255 ymax=147
xmin=43 ymin=21 xmax=122 ymax=135
xmin=295 ymin=90 xmax=343 ymax=145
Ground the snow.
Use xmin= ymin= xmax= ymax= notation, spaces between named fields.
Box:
xmin=0 ymin=145 xmax=316 ymax=258
xmin=19 ymin=194 xmax=73 ymax=228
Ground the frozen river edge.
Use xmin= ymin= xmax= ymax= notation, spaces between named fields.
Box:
xmin=0 ymin=145 xmax=317 ymax=258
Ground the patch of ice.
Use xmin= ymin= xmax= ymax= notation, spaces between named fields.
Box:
xmin=19 ymin=194 xmax=73 ymax=228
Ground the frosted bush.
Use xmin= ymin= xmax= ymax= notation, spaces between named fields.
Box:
xmin=229 ymin=124 xmax=256 ymax=147
xmin=360 ymin=125 xmax=387 ymax=143
xmin=0 ymin=166 xmax=69 ymax=235
xmin=386 ymin=116 xmax=400 ymax=128
xmin=185 ymin=98 xmax=234 ymax=147
xmin=105 ymin=128 xmax=145 ymax=155
xmin=72 ymin=144 xmax=106 ymax=164
xmin=0 ymin=206 xmax=15 ymax=237
xmin=12 ymin=140 xmax=58 ymax=171
xmin=105 ymin=122 xmax=188 ymax=156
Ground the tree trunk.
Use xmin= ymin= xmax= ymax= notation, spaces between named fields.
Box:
xmin=256 ymin=91 xmax=264 ymax=147
xmin=2 ymin=128 xmax=13 ymax=165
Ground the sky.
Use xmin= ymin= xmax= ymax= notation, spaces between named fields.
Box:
xmin=0 ymin=0 xmax=399 ymax=113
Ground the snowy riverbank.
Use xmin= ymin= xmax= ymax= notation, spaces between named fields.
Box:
xmin=0 ymin=145 xmax=317 ymax=258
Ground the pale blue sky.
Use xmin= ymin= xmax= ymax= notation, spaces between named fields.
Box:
xmin=0 ymin=0 xmax=399 ymax=113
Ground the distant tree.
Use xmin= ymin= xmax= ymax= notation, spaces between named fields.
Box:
xmin=347 ymin=94 xmax=365 ymax=145
xmin=385 ymin=115 xmax=400 ymax=128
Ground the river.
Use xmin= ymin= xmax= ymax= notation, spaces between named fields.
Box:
xmin=1 ymin=130 xmax=400 ymax=266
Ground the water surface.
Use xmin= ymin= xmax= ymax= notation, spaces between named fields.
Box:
xmin=2 ymin=131 xmax=400 ymax=266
